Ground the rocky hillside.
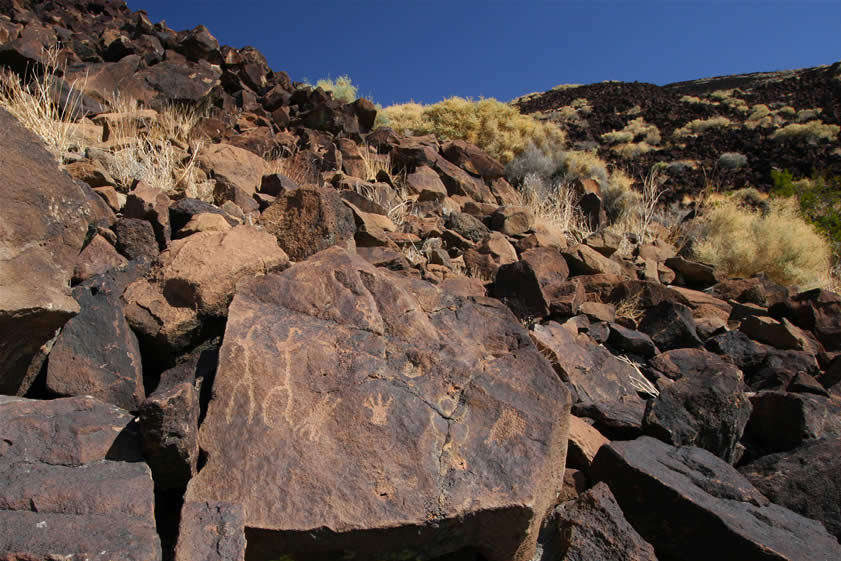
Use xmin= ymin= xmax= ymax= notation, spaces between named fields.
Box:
xmin=514 ymin=62 xmax=841 ymax=198
xmin=1 ymin=1 xmax=840 ymax=561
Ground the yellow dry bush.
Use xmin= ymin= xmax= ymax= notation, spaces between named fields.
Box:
xmin=673 ymin=116 xmax=732 ymax=137
xmin=692 ymin=197 xmax=831 ymax=289
xmin=379 ymin=97 xmax=565 ymax=163
xmin=611 ymin=141 xmax=657 ymax=158
xmin=770 ymin=120 xmax=839 ymax=142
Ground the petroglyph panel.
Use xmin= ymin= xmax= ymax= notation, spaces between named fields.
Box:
xmin=186 ymin=247 xmax=570 ymax=561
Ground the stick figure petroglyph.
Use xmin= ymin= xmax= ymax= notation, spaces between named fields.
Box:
xmin=364 ymin=393 xmax=393 ymax=425
xmin=224 ymin=326 xmax=341 ymax=443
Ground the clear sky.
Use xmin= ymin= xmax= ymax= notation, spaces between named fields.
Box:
xmin=128 ymin=1 xmax=841 ymax=106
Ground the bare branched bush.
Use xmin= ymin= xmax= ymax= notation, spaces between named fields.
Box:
xmin=520 ymin=173 xmax=592 ymax=243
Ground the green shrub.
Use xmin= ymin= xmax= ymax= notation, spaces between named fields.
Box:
xmin=771 ymin=169 xmax=841 ymax=255
xmin=380 ymin=97 xmax=565 ymax=163
xmin=691 ymin=195 xmax=831 ymax=289
xmin=305 ymin=75 xmax=358 ymax=103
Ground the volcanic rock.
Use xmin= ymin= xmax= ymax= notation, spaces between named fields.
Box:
xmin=260 ymin=186 xmax=357 ymax=261
xmin=553 ymin=482 xmax=658 ymax=561
xmin=185 ymin=247 xmax=570 ymax=561
xmin=174 ymin=501 xmax=247 ymax=561
xmin=740 ymin=437 xmax=841 ymax=541
xmin=0 ymin=395 xmax=160 ymax=561
xmin=532 ymin=321 xmax=646 ymax=436
xmin=590 ymin=436 xmax=841 ymax=561
xmin=0 ymin=107 xmax=95 ymax=395
xmin=45 ymin=273 xmax=145 ymax=411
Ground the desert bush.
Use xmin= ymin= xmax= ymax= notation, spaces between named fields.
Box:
xmin=611 ymin=141 xmax=657 ymax=158
xmin=680 ymin=95 xmax=712 ymax=105
xmin=673 ymin=116 xmax=732 ymax=137
xmin=379 ymin=97 xmax=565 ymax=163
xmin=690 ymin=196 xmax=831 ymax=289
xmin=718 ymin=152 xmax=747 ymax=170
xmin=312 ymin=75 xmax=358 ymax=103
xmin=796 ymin=108 xmax=822 ymax=122
xmin=601 ymin=117 xmax=661 ymax=145
xmin=770 ymin=120 xmax=839 ymax=141
xmin=771 ymin=169 xmax=841 ymax=255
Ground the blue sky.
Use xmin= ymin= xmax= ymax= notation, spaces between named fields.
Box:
xmin=129 ymin=1 xmax=841 ymax=106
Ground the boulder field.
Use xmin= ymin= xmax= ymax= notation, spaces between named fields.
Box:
xmin=1 ymin=1 xmax=840 ymax=560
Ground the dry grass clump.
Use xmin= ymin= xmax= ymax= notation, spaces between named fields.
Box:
xmin=611 ymin=141 xmax=657 ymax=159
xmin=673 ymin=116 xmax=732 ymax=137
xmin=379 ymin=97 xmax=565 ymax=163
xmin=770 ymin=120 xmax=839 ymax=142
xmin=104 ymin=95 xmax=209 ymax=198
xmin=0 ymin=46 xmax=84 ymax=161
xmin=519 ymin=172 xmax=592 ymax=243
xmin=690 ymin=197 xmax=832 ymax=289
xmin=265 ymin=149 xmax=321 ymax=187
xmin=796 ymin=108 xmax=822 ymax=122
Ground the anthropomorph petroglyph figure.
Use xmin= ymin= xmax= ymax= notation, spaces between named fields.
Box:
xmin=226 ymin=326 xmax=341 ymax=442
xmin=364 ymin=393 xmax=393 ymax=425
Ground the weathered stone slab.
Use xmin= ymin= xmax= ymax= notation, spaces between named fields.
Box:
xmin=186 ymin=247 xmax=570 ymax=561
xmin=0 ymin=395 xmax=160 ymax=560
xmin=0 ymin=108 xmax=96 ymax=395
xmin=740 ymin=437 xmax=841 ymax=541
xmin=591 ymin=436 xmax=841 ymax=561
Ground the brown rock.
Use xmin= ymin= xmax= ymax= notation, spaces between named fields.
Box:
xmin=124 ymin=181 xmax=172 ymax=250
xmin=114 ymin=217 xmax=160 ymax=261
xmin=664 ymin=256 xmax=719 ymax=286
xmin=490 ymin=205 xmax=533 ymax=236
xmin=553 ymin=482 xmax=658 ymax=561
xmin=740 ymin=315 xmax=808 ymax=351
xmin=139 ymin=378 xmax=199 ymax=490
xmin=260 ymin=186 xmax=357 ymax=260
xmin=563 ymin=244 xmax=624 ymax=276
xmin=567 ymin=415 xmax=610 ymax=474
xmin=64 ymin=158 xmax=115 ymax=187
xmin=0 ymin=395 xmax=160 ymax=561
xmin=161 ymin=225 xmax=289 ymax=318
xmin=494 ymin=247 xmax=571 ymax=319
xmin=178 ymin=212 xmax=233 ymax=236
xmin=591 ymin=436 xmax=841 ymax=561
xmin=489 ymin=176 xmax=520 ymax=206
xmin=72 ymin=234 xmax=129 ymax=283
xmin=0 ymin=108 xmax=96 ymax=395
xmin=405 ymin=164 xmax=448 ymax=200
xmin=46 ymin=276 xmax=145 ymax=411
xmin=199 ymin=142 xmax=266 ymax=205
xmin=740 ymin=438 xmax=841 ymax=541
xmin=174 ymin=502 xmax=246 ymax=561
xmin=745 ymin=391 xmax=841 ymax=454
xmin=185 ymin=247 xmax=570 ymax=561
xmin=92 ymin=185 xmax=123 ymax=212
xmin=441 ymin=139 xmax=505 ymax=179
xmin=532 ymin=321 xmax=646 ymax=436
xmin=770 ymin=288 xmax=841 ymax=351
xmin=434 ymin=155 xmax=496 ymax=203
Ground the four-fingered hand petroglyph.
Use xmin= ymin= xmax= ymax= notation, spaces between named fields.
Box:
xmin=364 ymin=393 xmax=393 ymax=426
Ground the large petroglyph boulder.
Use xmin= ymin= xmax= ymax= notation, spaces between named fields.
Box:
xmin=186 ymin=247 xmax=571 ymax=561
